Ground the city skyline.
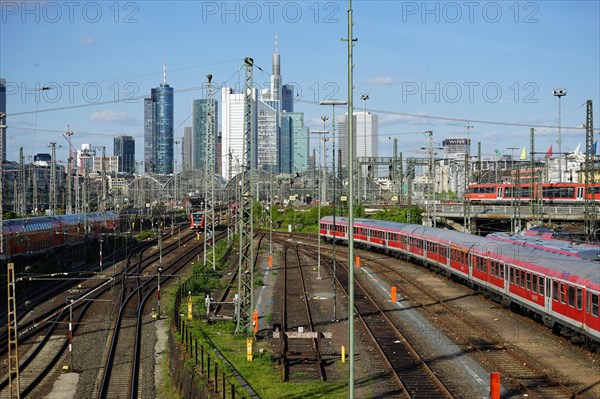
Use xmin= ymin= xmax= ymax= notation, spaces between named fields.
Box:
xmin=1 ymin=2 xmax=598 ymax=169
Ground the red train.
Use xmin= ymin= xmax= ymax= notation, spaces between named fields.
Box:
xmin=320 ymin=216 xmax=600 ymax=351
xmin=189 ymin=211 xmax=205 ymax=230
xmin=466 ymin=182 xmax=600 ymax=203
xmin=2 ymin=211 xmax=121 ymax=258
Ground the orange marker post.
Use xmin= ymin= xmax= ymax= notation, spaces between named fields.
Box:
xmin=268 ymin=255 xmax=273 ymax=268
xmin=252 ymin=311 xmax=259 ymax=333
xmin=355 ymin=256 xmax=360 ymax=268
xmin=489 ymin=372 xmax=500 ymax=399
xmin=391 ymin=286 xmax=397 ymax=302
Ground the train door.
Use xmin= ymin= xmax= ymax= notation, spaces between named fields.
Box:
xmin=496 ymin=186 xmax=502 ymax=200
xmin=545 ymin=278 xmax=552 ymax=314
xmin=576 ymin=186 xmax=584 ymax=201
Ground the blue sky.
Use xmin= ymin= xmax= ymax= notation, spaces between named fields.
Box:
xmin=1 ymin=0 xmax=599 ymax=165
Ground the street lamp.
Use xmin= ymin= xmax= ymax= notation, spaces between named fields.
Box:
xmin=311 ymin=128 xmax=329 ymax=280
xmin=320 ymin=100 xmax=347 ymax=321
xmin=553 ymin=88 xmax=567 ymax=182
xmin=360 ymin=94 xmax=369 ymax=203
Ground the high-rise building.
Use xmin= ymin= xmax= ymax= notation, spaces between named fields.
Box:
xmin=221 ymin=38 xmax=297 ymax=180
xmin=221 ymin=87 xmax=250 ymax=180
xmin=281 ymin=84 xmax=294 ymax=113
xmin=338 ymin=111 xmax=379 ymax=170
xmin=257 ymin=100 xmax=278 ymax=172
xmin=280 ymin=112 xmax=308 ymax=174
xmin=143 ymin=96 xmax=155 ymax=173
xmin=0 ymin=77 xmax=6 ymax=163
xmin=144 ymin=65 xmax=174 ymax=174
xmin=114 ymin=135 xmax=135 ymax=174
xmin=191 ymin=99 xmax=219 ymax=171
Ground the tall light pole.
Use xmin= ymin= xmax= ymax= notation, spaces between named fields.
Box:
xmin=320 ymin=100 xmax=347 ymax=322
xmin=507 ymin=146 xmax=519 ymax=233
xmin=553 ymin=89 xmax=566 ymax=183
xmin=312 ymin=128 xmax=328 ymax=280
xmin=360 ymin=94 xmax=369 ymax=203
xmin=321 ymin=116 xmax=329 ymax=206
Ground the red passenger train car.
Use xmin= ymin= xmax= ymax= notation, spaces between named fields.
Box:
xmin=189 ymin=211 xmax=205 ymax=230
xmin=1 ymin=211 xmax=121 ymax=258
xmin=320 ymin=216 xmax=600 ymax=351
xmin=466 ymin=182 xmax=600 ymax=203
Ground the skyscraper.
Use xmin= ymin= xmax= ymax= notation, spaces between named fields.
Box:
xmin=221 ymin=87 xmax=250 ymax=180
xmin=281 ymin=84 xmax=294 ymax=113
xmin=144 ymin=65 xmax=174 ymax=174
xmin=338 ymin=111 xmax=379 ymax=170
xmin=0 ymin=78 xmax=6 ymax=163
xmin=114 ymin=135 xmax=135 ymax=174
xmin=280 ymin=112 xmax=308 ymax=174
xmin=221 ymin=38 xmax=295 ymax=180
xmin=192 ymin=99 xmax=219 ymax=171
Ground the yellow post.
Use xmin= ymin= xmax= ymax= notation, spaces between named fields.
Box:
xmin=196 ymin=232 xmax=200 ymax=241
xmin=341 ymin=345 xmax=346 ymax=363
xmin=247 ymin=338 xmax=253 ymax=362
xmin=187 ymin=293 xmax=193 ymax=321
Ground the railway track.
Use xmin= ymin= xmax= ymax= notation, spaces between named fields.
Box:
xmin=271 ymin=232 xmax=453 ymax=398
xmin=368 ymin=255 xmax=583 ymax=399
xmin=0 ymin=226 xmax=198 ymax=399
xmin=279 ymin=246 xmax=325 ymax=382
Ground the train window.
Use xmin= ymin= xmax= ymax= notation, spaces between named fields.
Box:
xmin=560 ymin=284 xmax=567 ymax=304
xmin=576 ymin=288 xmax=582 ymax=310
xmin=526 ymin=273 xmax=531 ymax=290
xmin=510 ymin=267 xmax=515 ymax=284
xmin=568 ymin=286 xmax=575 ymax=307
xmin=500 ymin=263 xmax=505 ymax=279
xmin=592 ymin=294 xmax=599 ymax=317
xmin=538 ymin=277 xmax=544 ymax=295
xmin=532 ymin=275 xmax=537 ymax=292
xmin=520 ymin=270 xmax=526 ymax=288
xmin=553 ymin=281 xmax=559 ymax=301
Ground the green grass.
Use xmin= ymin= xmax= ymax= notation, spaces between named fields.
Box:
xmin=188 ymin=320 xmax=349 ymax=399
xmin=158 ymin=349 xmax=182 ymax=399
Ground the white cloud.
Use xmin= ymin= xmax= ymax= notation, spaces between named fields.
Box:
xmin=369 ymin=76 xmax=394 ymax=85
xmin=90 ymin=110 xmax=130 ymax=123
xmin=80 ymin=36 xmax=95 ymax=46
